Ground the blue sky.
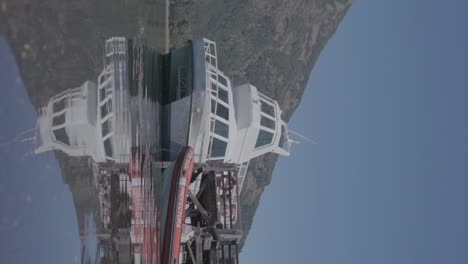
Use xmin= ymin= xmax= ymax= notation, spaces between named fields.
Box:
xmin=243 ymin=1 xmax=468 ymax=263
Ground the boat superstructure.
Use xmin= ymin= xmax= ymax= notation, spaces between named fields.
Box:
xmin=96 ymin=37 xmax=132 ymax=164
xmin=170 ymin=39 xmax=294 ymax=264
xmin=35 ymin=37 xmax=292 ymax=181
xmin=35 ymin=80 xmax=104 ymax=160
xmin=181 ymin=38 xmax=292 ymax=194
xmin=35 ymin=37 xmax=161 ymax=165
xmin=34 ymin=37 xmax=131 ymax=163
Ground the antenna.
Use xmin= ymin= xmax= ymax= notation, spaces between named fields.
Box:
xmin=0 ymin=127 xmax=36 ymax=148
xmin=288 ymin=129 xmax=319 ymax=145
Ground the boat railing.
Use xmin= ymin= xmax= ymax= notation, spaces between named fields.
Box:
xmin=203 ymin=39 xmax=237 ymax=163
xmin=105 ymin=37 xmax=127 ymax=57
xmin=203 ymin=38 xmax=218 ymax=68
xmin=236 ymin=161 xmax=249 ymax=193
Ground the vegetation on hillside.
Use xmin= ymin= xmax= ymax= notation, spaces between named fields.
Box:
xmin=170 ymin=0 xmax=352 ymax=249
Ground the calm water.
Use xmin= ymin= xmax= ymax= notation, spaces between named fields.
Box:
xmin=0 ymin=1 xmax=173 ymax=263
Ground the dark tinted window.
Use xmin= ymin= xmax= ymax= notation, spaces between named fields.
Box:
xmin=101 ymin=100 xmax=112 ymax=118
xmin=214 ymin=121 xmax=229 ymax=138
xmin=255 ymin=129 xmax=274 ymax=148
xmin=102 ymin=119 xmax=112 ymax=137
xmin=211 ymin=138 xmax=227 ymax=158
xmin=218 ymin=88 xmax=228 ymax=103
xmin=53 ymin=99 xmax=66 ymax=112
xmin=100 ymin=88 xmax=106 ymax=101
xmin=261 ymin=101 xmax=275 ymax=117
xmin=216 ymin=104 xmax=229 ymax=120
xmin=260 ymin=116 xmax=275 ymax=130
xmin=104 ymin=138 xmax=113 ymax=157
xmin=53 ymin=128 xmax=69 ymax=145
xmin=218 ymin=75 xmax=228 ymax=86
xmin=52 ymin=114 xmax=66 ymax=126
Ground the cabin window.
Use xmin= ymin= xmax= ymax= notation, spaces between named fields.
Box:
xmin=211 ymin=99 xmax=216 ymax=114
xmin=216 ymin=104 xmax=229 ymax=120
xmin=218 ymin=75 xmax=228 ymax=87
xmin=104 ymin=138 xmax=113 ymax=157
xmin=206 ymin=55 xmax=217 ymax=66
xmin=211 ymin=82 xmax=217 ymax=92
xmin=255 ymin=129 xmax=274 ymax=148
xmin=99 ymin=87 xmax=106 ymax=101
xmin=218 ymin=88 xmax=228 ymax=103
xmin=211 ymin=83 xmax=218 ymax=96
xmin=52 ymin=114 xmax=66 ymax=127
xmin=102 ymin=119 xmax=112 ymax=137
xmin=101 ymin=100 xmax=112 ymax=118
xmin=214 ymin=121 xmax=229 ymax=138
xmin=211 ymin=138 xmax=227 ymax=158
xmin=261 ymin=101 xmax=275 ymax=117
xmin=260 ymin=116 xmax=275 ymax=130
xmin=53 ymin=128 xmax=70 ymax=146
xmin=53 ymin=99 xmax=66 ymax=112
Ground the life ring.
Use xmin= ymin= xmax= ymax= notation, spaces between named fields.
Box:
xmin=217 ymin=174 xmax=236 ymax=191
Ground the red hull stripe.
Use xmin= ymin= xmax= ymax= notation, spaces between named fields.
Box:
xmin=162 ymin=146 xmax=195 ymax=264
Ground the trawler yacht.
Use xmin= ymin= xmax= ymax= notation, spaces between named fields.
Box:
xmin=189 ymin=39 xmax=291 ymax=164
xmin=163 ymin=38 xmax=293 ymax=198
xmin=36 ymin=37 xmax=291 ymax=173
xmin=35 ymin=37 xmax=158 ymax=165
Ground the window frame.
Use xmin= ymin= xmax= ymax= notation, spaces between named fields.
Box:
xmin=53 ymin=127 xmax=70 ymax=146
xmin=254 ymin=129 xmax=275 ymax=149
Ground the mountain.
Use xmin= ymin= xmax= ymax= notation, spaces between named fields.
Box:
xmin=169 ymin=0 xmax=352 ymax=248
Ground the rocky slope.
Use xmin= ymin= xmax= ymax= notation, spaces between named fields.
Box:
xmin=170 ymin=0 xmax=352 ymax=248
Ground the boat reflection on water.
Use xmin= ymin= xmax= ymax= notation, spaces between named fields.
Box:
xmin=81 ymin=212 xmax=105 ymax=263
xmin=33 ymin=37 xmax=170 ymax=263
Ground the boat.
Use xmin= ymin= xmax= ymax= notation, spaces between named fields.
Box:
xmin=34 ymin=36 xmax=295 ymax=264
xmin=166 ymin=38 xmax=293 ymax=195
xmin=164 ymin=38 xmax=297 ymax=264
xmin=35 ymin=37 xmax=160 ymax=166
xmin=35 ymin=36 xmax=293 ymax=193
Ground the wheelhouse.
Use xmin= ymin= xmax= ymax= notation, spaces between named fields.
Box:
xmin=190 ymin=38 xmax=291 ymax=171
